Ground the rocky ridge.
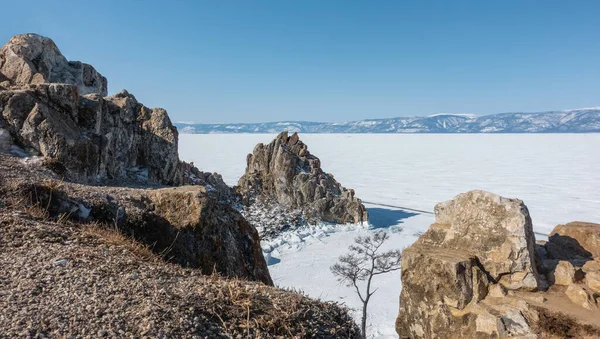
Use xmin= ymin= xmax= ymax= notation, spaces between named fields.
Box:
xmin=0 ymin=33 xmax=361 ymax=336
xmin=237 ymin=131 xmax=368 ymax=238
xmin=0 ymin=34 xmax=367 ymax=241
xmin=396 ymin=190 xmax=600 ymax=338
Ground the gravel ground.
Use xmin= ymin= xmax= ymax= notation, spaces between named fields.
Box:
xmin=0 ymin=153 xmax=360 ymax=338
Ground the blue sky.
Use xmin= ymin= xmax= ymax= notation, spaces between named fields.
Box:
xmin=1 ymin=1 xmax=599 ymax=123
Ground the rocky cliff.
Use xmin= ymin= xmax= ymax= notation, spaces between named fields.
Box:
xmin=0 ymin=34 xmax=181 ymax=185
xmin=237 ymin=131 xmax=368 ymax=237
xmin=396 ymin=190 xmax=600 ymax=338
xmin=1 ymin=151 xmax=272 ymax=285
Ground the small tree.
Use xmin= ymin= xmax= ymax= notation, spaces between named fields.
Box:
xmin=331 ymin=232 xmax=402 ymax=339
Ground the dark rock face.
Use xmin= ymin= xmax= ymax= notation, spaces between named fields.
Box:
xmin=0 ymin=34 xmax=182 ymax=185
xmin=396 ymin=190 xmax=600 ymax=338
xmin=546 ymin=222 xmax=600 ymax=260
xmin=181 ymin=161 xmax=236 ymax=202
xmin=237 ymin=132 xmax=368 ymax=234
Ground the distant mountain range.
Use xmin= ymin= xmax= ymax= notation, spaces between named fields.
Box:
xmin=176 ymin=107 xmax=600 ymax=134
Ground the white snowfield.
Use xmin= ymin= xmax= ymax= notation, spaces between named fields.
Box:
xmin=180 ymin=133 xmax=600 ymax=338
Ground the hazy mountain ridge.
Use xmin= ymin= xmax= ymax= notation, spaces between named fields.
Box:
xmin=177 ymin=108 xmax=600 ymax=133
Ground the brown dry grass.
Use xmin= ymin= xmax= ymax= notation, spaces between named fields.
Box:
xmin=3 ymin=178 xmax=64 ymax=221
xmin=534 ymin=306 xmax=600 ymax=338
xmin=198 ymin=276 xmax=359 ymax=338
xmin=82 ymin=222 xmax=158 ymax=263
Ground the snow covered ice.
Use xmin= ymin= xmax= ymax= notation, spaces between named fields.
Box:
xmin=180 ymin=133 xmax=600 ymax=338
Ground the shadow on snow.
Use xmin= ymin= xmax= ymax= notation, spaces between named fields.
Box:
xmin=367 ymin=207 xmax=419 ymax=229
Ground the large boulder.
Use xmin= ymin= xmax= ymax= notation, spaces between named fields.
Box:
xmin=237 ymin=132 xmax=368 ymax=235
xmin=423 ymin=190 xmax=540 ymax=291
xmin=0 ymin=34 xmax=182 ymax=185
xmin=396 ymin=190 xmax=600 ymax=339
xmin=141 ymin=186 xmax=273 ymax=285
xmin=0 ymin=34 xmax=107 ymax=96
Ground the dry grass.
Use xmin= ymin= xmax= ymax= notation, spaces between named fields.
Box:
xmin=82 ymin=223 xmax=158 ymax=263
xmin=2 ymin=178 xmax=65 ymax=221
xmin=23 ymin=203 xmax=50 ymax=220
xmin=40 ymin=178 xmax=64 ymax=191
xmin=534 ymin=306 xmax=600 ymax=338
xmin=198 ymin=277 xmax=360 ymax=338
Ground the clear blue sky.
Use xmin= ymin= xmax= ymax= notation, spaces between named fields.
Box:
xmin=1 ymin=1 xmax=599 ymax=123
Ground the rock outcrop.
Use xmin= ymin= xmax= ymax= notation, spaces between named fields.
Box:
xmin=237 ymin=132 xmax=368 ymax=236
xmin=142 ymin=186 xmax=272 ymax=284
xmin=541 ymin=222 xmax=600 ymax=311
xmin=431 ymin=191 xmax=540 ymax=290
xmin=396 ymin=190 xmax=600 ymax=338
xmin=0 ymin=34 xmax=181 ymax=185
xmin=0 ymin=34 xmax=272 ymax=285
xmin=0 ymin=34 xmax=107 ymax=96
xmin=1 ymin=153 xmax=272 ymax=284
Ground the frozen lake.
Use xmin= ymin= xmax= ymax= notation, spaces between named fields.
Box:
xmin=180 ymin=133 xmax=600 ymax=338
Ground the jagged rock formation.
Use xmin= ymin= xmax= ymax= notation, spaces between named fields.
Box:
xmin=396 ymin=190 xmax=600 ymax=338
xmin=0 ymin=34 xmax=182 ymax=185
xmin=237 ymin=131 xmax=368 ymax=236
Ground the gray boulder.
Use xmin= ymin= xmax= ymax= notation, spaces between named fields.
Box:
xmin=431 ymin=190 xmax=541 ymax=291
